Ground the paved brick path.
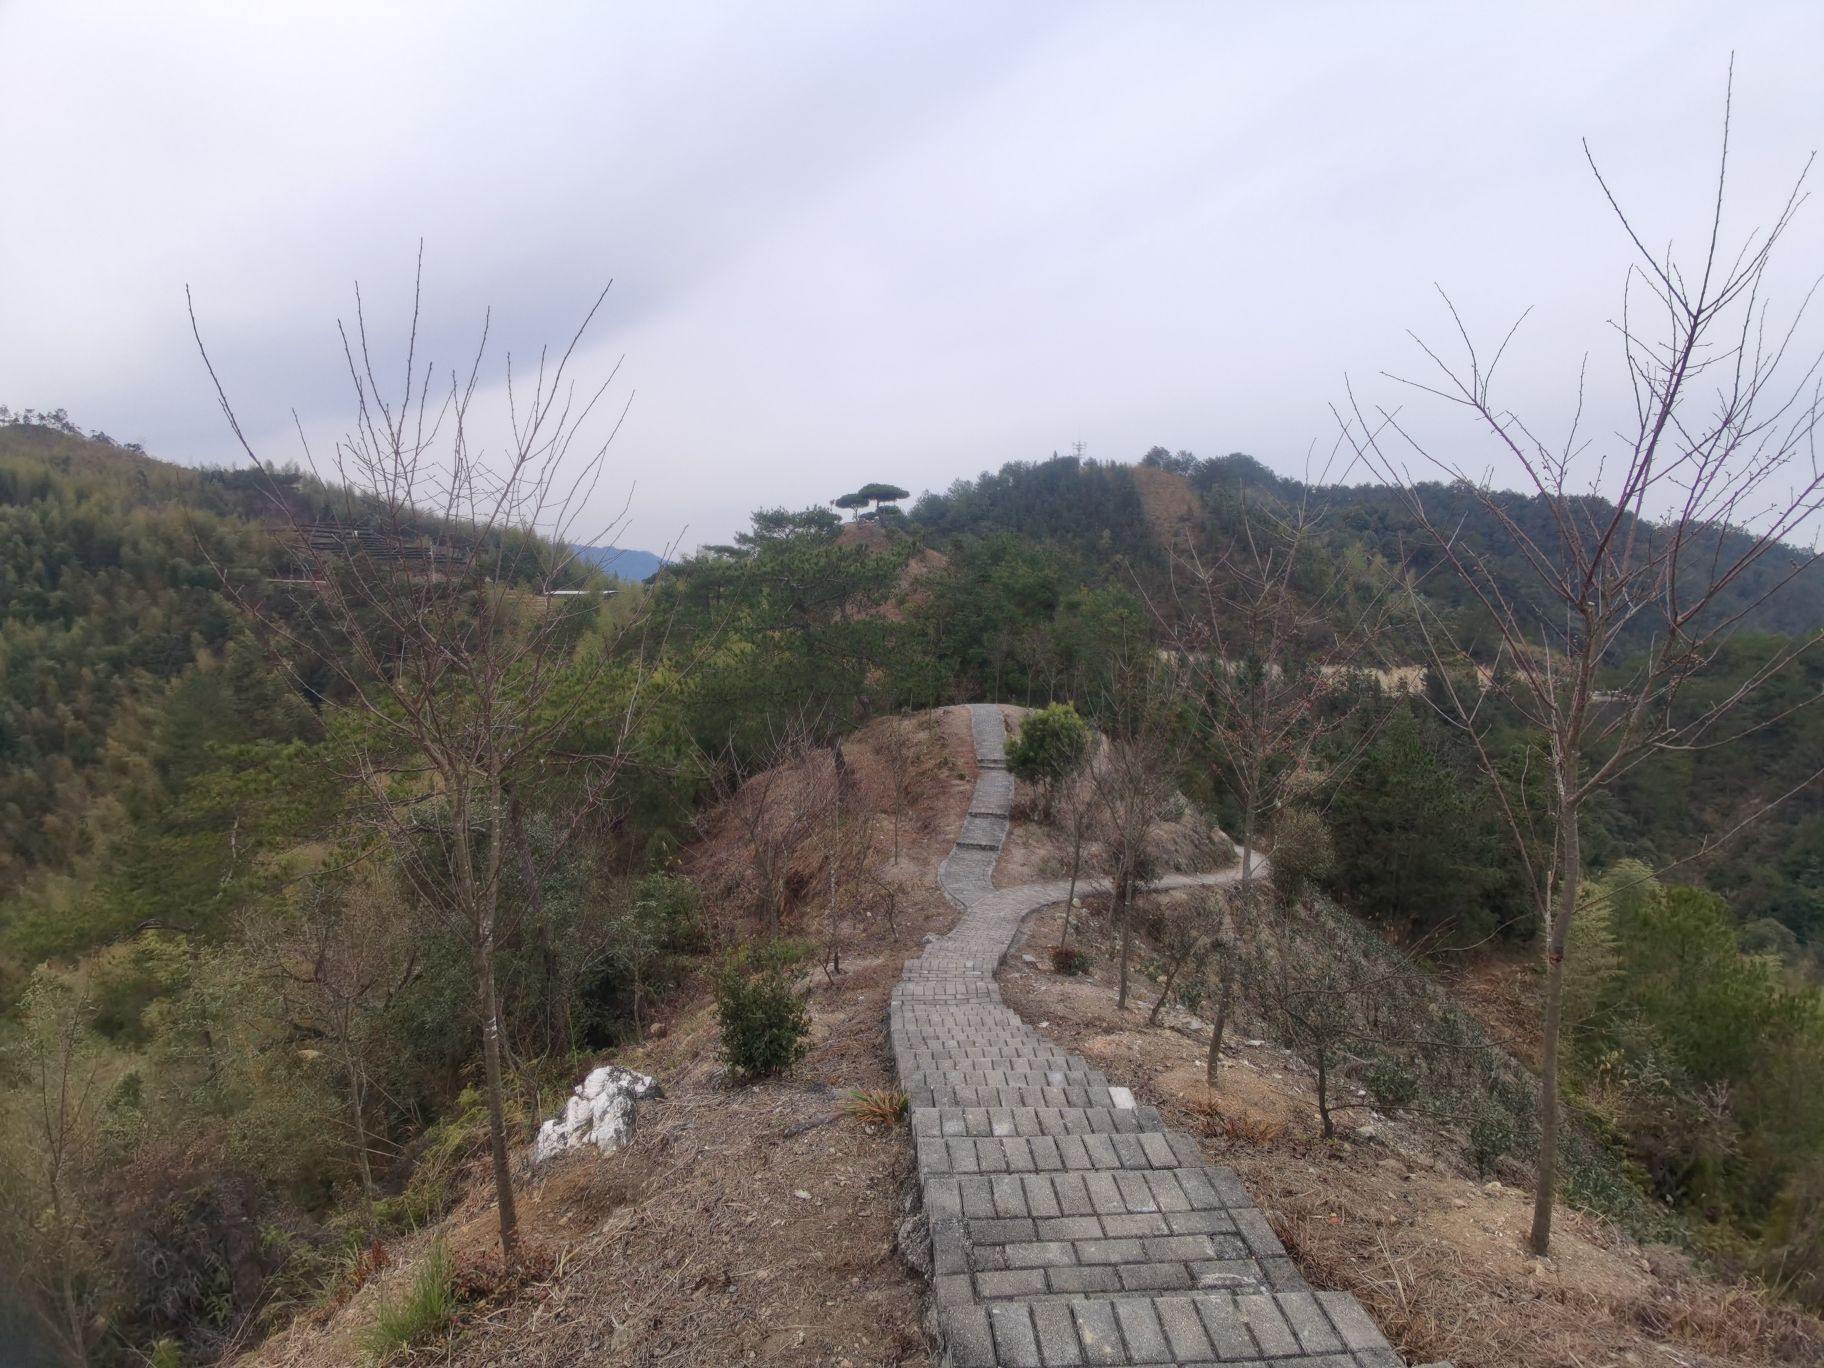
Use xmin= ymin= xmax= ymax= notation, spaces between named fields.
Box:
xmin=893 ymin=704 xmax=1408 ymax=1367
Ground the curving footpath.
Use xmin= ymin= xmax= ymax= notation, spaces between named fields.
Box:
xmin=893 ymin=704 xmax=1410 ymax=1368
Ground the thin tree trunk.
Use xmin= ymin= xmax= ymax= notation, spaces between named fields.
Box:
xmin=1208 ymin=814 xmax=1255 ymax=1085
xmin=1530 ymin=802 xmax=1579 ymax=1256
xmin=1116 ymin=866 xmax=1135 ymax=1010
xmin=1317 ymin=1049 xmax=1333 ymax=1139
xmin=477 ymin=943 xmax=519 ymax=1260
xmin=1059 ymin=817 xmax=1083 ymax=951
xmin=347 ymin=1055 xmax=375 ymax=1208
xmin=1149 ymin=947 xmax=1196 ymax=1026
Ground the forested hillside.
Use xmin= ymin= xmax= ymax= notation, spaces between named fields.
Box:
xmin=1 ymin=419 xmax=1820 ymax=1364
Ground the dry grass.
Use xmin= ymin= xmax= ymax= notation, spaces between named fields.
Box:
xmin=1184 ymin=1098 xmax=1290 ymax=1147
xmin=842 ymin=1088 xmax=909 ymax=1126
xmin=998 ymin=898 xmax=1824 ymax=1368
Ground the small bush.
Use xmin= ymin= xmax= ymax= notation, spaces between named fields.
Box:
xmin=1051 ymin=945 xmax=1092 ymax=976
xmin=357 ymin=1237 xmax=453 ymax=1365
xmin=1367 ymin=1061 xmax=1419 ymax=1114
xmin=1469 ymin=1108 xmax=1518 ymax=1179
xmin=715 ymin=946 xmax=812 ymax=1080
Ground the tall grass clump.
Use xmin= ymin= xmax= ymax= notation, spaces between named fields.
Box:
xmin=357 ymin=1237 xmax=454 ymax=1365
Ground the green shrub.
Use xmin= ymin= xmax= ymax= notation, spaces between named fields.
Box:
xmin=1051 ymin=945 xmax=1092 ymax=977
xmin=357 ymin=1237 xmax=453 ymax=1365
xmin=715 ymin=946 xmax=812 ymax=1080
xmin=1469 ymin=1108 xmax=1517 ymax=1179
xmin=1366 ymin=1061 xmax=1419 ymax=1114
xmin=633 ymin=872 xmax=705 ymax=954
xmin=372 ymin=1183 xmax=447 ymax=1235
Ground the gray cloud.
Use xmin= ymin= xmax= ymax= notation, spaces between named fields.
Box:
xmin=4 ymin=1 xmax=1819 ymax=550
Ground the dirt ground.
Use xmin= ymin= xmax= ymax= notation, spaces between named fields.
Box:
xmin=249 ymin=708 xmax=981 ymax=1368
xmin=999 ymin=896 xmax=1824 ymax=1368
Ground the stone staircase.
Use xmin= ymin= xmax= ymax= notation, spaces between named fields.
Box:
xmin=891 ymin=704 xmax=1414 ymax=1367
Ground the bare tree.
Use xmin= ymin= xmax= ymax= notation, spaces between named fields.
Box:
xmin=1091 ymin=698 xmax=1181 ymax=1012
xmin=1144 ymin=887 xmax=1219 ymax=1027
xmin=0 ymin=973 xmax=108 ymax=1367
xmin=706 ymin=721 xmax=837 ymax=938
xmin=190 ymin=260 xmax=648 ymax=1260
xmin=873 ymin=713 xmax=933 ymax=863
xmin=1342 ymin=82 xmax=1824 ymax=1253
xmin=248 ymin=867 xmax=418 ymax=1208
xmin=1153 ymin=485 xmax=1379 ymax=1085
xmin=1049 ymin=761 xmax=1098 ymax=952
xmin=821 ymin=739 xmax=874 ymax=978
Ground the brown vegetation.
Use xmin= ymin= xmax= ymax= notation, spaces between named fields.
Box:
xmin=1000 ymin=896 xmax=1824 ymax=1368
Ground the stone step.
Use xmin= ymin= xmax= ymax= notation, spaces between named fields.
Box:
xmin=900 ymin=1067 xmax=1113 ymax=1091
xmin=913 ymin=1105 xmax=1166 ymax=1139
xmin=915 ymin=1130 xmax=1190 ymax=1176
xmin=939 ymin=1290 xmax=1400 ymax=1367
xmin=908 ymin=1084 xmax=1145 ymax=1111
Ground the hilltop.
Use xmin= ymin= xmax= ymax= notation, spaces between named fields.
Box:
xmin=1 ymin=421 xmax=1820 ymax=1367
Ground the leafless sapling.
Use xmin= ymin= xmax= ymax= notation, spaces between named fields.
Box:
xmin=1341 ymin=78 xmax=1824 ymax=1252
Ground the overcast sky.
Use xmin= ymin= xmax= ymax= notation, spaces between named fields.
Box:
xmin=3 ymin=2 xmax=1820 ymax=552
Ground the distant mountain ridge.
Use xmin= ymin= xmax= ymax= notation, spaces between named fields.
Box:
xmin=572 ymin=544 xmax=665 ymax=582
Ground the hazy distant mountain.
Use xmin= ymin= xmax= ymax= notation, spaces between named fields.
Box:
xmin=572 ymin=544 xmax=665 ymax=582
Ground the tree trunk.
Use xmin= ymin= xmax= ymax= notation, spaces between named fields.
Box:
xmin=1530 ymin=803 xmax=1579 ymax=1256
xmin=1116 ymin=866 xmax=1136 ymax=1010
xmin=477 ymin=943 xmax=520 ymax=1260
xmin=1207 ymin=818 xmax=1255 ymax=1085
xmin=347 ymin=1055 xmax=375 ymax=1207
xmin=1149 ymin=947 xmax=1195 ymax=1027
xmin=1060 ymin=818 xmax=1083 ymax=951
xmin=1316 ymin=1049 xmax=1333 ymax=1139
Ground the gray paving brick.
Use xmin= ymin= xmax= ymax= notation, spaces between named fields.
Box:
xmin=1073 ymin=1237 xmax=1145 ymax=1265
xmin=1315 ymin=1291 xmax=1391 ymax=1352
xmin=1152 ymin=1296 xmax=1216 ymax=1361
xmin=1071 ymin=1301 xmax=1126 ymax=1366
xmin=1031 ymin=1301 xmax=1085 ymax=1366
xmin=1035 ymin=1215 xmax=1105 ymax=1241
xmin=1278 ymin=1291 xmax=1346 ymax=1354
xmin=1100 ymin=1212 xmax=1170 ymax=1238
xmin=940 ymin=1305 xmax=995 ymax=1366
xmin=1046 ymin=1264 xmax=1123 ymax=1295
xmin=973 ymin=1217 xmax=1038 ymax=1244
xmin=1003 ymin=1240 xmax=1079 ymax=1268
xmin=989 ymin=1302 xmax=1043 ymax=1367
xmin=1235 ymin=1293 xmax=1298 ymax=1356
xmin=1117 ymin=1262 xmax=1194 ymax=1292
xmin=1112 ymin=1300 xmax=1170 ymax=1362
xmin=1194 ymin=1291 xmax=1260 ymax=1359
xmin=976 ymin=1268 xmax=1046 ymax=1299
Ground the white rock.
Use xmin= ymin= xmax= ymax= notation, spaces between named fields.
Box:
xmin=533 ymin=1065 xmax=661 ymax=1163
